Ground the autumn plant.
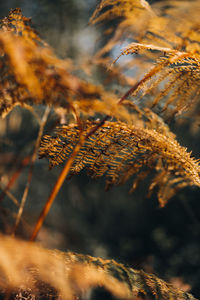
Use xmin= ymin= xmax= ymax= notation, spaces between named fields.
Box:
xmin=0 ymin=0 xmax=200 ymax=299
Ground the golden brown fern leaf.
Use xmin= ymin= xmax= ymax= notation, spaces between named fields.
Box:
xmin=122 ymin=100 xmax=176 ymax=138
xmin=91 ymin=1 xmax=200 ymax=118
xmin=0 ymin=8 xmax=74 ymax=116
xmin=40 ymin=120 xmax=200 ymax=207
xmin=90 ymin=0 xmax=153 ymax=23
xmin=152 ymin=0 xmax=200 ymax=53
xmin=0 ymin=235 xmax=197 ymax=300
xmin=118 ymin=47 xmax=200 ymax=118
xmin=90 ymin=0 xmax=154 ymax=58
xmin=0 ymin=9 xmax=130 ymax=123
xmin=91 ymin=0 xmax=200 ymax=55
xmin=0 ymin=8 xmax=42 ymax=45
xmin=0 ymin=29 xmax=72 ymax=116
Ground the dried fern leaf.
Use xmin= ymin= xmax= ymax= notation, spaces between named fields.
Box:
xmin=0 ymin=9 xmax=130 ymax=123
xmin=40 ymin=120 xmax=200 ymax=206
xmin=153 ymin=0 xmax=200 ymax=53
xmin=91 ymin=0 xmax=200 ymax=55
xmin=117 ymin=47 xmax=200 ymax=117
xmin=0 ymin=235 xmax=197 ymax=300
xmin=91 ymin=1 xmax=200 ymax=117
xmin=122 ymin=100 xmax=176 ymax=139
xmin=90 ymin=0 xmax=154 ymax=51
xmin=90 ymin=0 xmax=153 ymax=24
xmin=0 ymin=8 xmax=43 ymax=45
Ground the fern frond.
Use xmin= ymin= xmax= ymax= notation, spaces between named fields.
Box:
xmin=122 ymin=100 xmax=176 ymax=138
xmin=0 ymin=235 xmax=197 ymax=300
xmin=40 ymin=120 xmax=200 ymax=206
xmin=90 ymin=0 xmax=153 ymax=24
xmin=0 ymin=8 xmax=42 ymax=45
xmin=90 ymin=0 xmax=155 ymax=59
xmin=91 ymin=1 xmax=200 ymax=118
xmin=0 ymin=9 xmax=131 ymax=123
xmin=91 ymin=0 xmax=200 ymax=54
xmin=153 ymin=0 xmax=200 ymax=53
xmin=119 ymin=48 xmax=200 ymax=117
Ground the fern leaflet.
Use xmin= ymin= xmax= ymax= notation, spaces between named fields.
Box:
xmin=40 ymin=120 xmax=200 ymax=206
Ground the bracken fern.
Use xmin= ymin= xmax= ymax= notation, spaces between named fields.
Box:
xmin=91 ymin=0 xmax=200 ymax=119
xmin=40 ymin=119 xmax=200 ymax=207
xmin=0 ymin=1 xmax=200 ymax=299
xmin=0 ymin=235 xmax=197 ymax=300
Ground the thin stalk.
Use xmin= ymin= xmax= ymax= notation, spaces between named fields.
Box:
xmin=12 ymin=106 xmax=50 ymax=235
xmin=0 ymin=156 xmax=30 ymax=203
xmin=30 ymin=71 xmax=150 ymax=241
xmin=0 ymin=187 xmax=19 ymax=207
xmin=30 ymin=134 xmax=85 ymax=241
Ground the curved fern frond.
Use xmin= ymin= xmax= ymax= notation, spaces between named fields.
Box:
xmin=40 ymin=120 xmax=200 ymax=206
xmin=91 ymin=1 xmax=200 ymax=118
xmin=90 ymin=0 xmax=155 ymax=59
xmin=0 ymin=9 xmax=130 ymax=123
xmin=119 ymin=48 xmax=200 ymax=117
xmin=0 ymin=8 xmax=42 ymax=45
xmin=91 ymin=0 xmax=200 ymax=55
xmin=153 ymin=0 xmax=200 ymax=53
xmin=0 ymin=235 xmax=197 ymax=300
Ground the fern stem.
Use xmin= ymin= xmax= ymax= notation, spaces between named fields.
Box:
xmin=0 ymin=187 xmax=19 ymax=207
xmin=30 ymin=114 xmax=112 ymax=241
xmin=86 ymin=115 xmax=110 ymax=138
xmin=0 ymin=156 xmax=30 ymax=203
xmin=118 ymin=64 xmax=165 ymax=104
xmin=12 ymin=106 xmax=50 ymax=236
xmin=30 ymin=134 xmax=86 ymax=241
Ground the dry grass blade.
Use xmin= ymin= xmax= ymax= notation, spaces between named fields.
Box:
xmin=40 ymin=120 xmax=200 ymax=206
xmin=0 ymin=235 xmax=197 ymax=300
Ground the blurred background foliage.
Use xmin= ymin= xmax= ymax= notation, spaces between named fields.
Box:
xmin=0 ymin=0 xmax=200 ymax=298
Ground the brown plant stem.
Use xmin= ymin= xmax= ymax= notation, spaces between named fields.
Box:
xmin=29 ymin=61 xmax=173 ymax=241
xmin=30 ymin=134 xmax=85 ymax=241
xmin=0 ymin=187 xmax=19 ymax=207
xmin=30 ymin=114 xmax=113 ymax=241
xmin=30 ymin=64 xmax=164 ymax=241
xmin=0 ymin=156 xmax=30 ymax=203
xmin=12 ymin=106 xmax=50 ymax=236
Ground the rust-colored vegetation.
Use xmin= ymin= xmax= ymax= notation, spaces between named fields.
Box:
xmin=40 ymin=120 xmax=200 ymax=207
xmin=0 ymin=1 xmax=200 ymax=299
